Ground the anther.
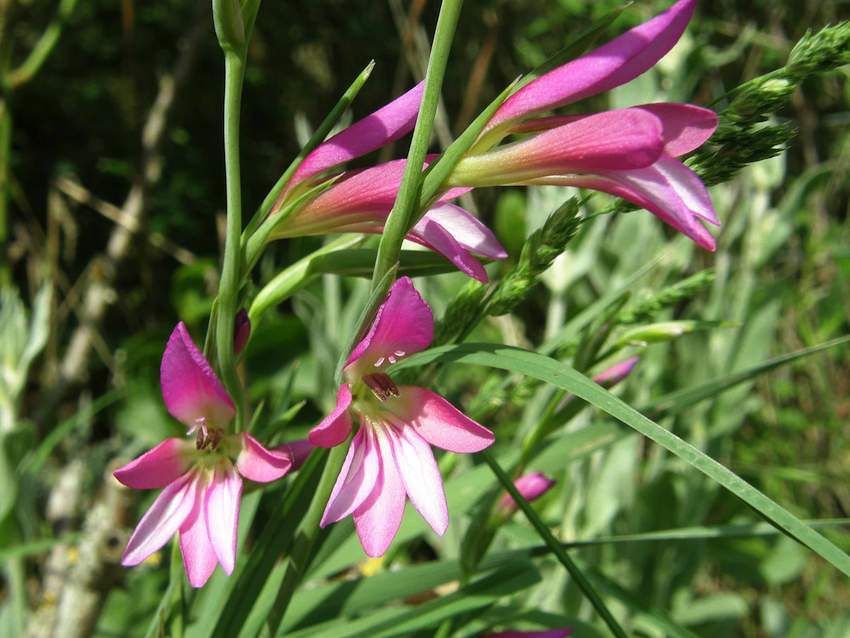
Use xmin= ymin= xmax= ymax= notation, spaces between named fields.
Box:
xmin=363 ymin=373 xmax=400 ymax=401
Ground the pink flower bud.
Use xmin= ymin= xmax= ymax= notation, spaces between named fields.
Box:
xmin=592 ymin=356 xmax=640 ymax=389
xmin=234 ymin=309 xmax=250 ymax=355
xmin=499 ymin=472 xmax=557 ymax=514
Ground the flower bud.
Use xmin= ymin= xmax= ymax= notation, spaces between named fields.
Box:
xmin=498 ymin=472 xmax=556 ymax=515
xmin=593 ymin=356 xmax=640 ymax=389
xmin=213 ymin=0 xmax=245 ymax=51
xmin=234 ymin=309 xmax=250 ymax=355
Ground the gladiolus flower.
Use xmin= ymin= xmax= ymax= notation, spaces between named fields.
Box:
xmin=498 ymin=472 xmax=557 ymax=515
xmin=308 ymin=277 xmax=495 ymax=557
xmin=114 ymin=323 xmax=293 ymax=587
xmin=269 ymin=82 xmax=507 ymax=282
xmin=451 ymin=0 xmax=720 ymax=251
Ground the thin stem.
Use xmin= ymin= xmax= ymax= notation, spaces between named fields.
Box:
xmin=264 ymin=441 xmax=350 ymax=634
xmin=215 ymin=50 xmax=247 ymax=427
xmin=370 ymin=0 xmax=463 ymax=291
xmin=6 ymin=0 xmax=79 ymax=89
xmin=481 ymin=449 xmax=629 ymax=638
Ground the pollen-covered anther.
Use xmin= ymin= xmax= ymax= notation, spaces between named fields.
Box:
xmin=363 ymin=373 xmax=400 ymax=401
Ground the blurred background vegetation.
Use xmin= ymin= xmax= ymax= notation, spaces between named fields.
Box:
xmin=2 ymin=1 xmax=849 ymax=636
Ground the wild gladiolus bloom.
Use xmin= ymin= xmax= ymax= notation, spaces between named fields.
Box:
xmin=114 ymin=323 xmax=294 ymax=587
xmin=451 ymin=0 xmax=720 ymax=251
xmin=268 ymin=83 xmax=507 ymax=282
xmin=308 ymin=277 xmax=495 ymax=556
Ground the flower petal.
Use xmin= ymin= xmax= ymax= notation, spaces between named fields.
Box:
xmin=179 ymin=480 xmax=218 ymax=588
xmin=236 ymin=433 xmax=293 ymax=483
xmin=409 ymin=217 xmax=489 ymax=283
xmin=635 ymin=103 xmax=718 ymax=157
xmin=205 ymin=466 xmax=242 ymax=575
xmin=345 ymin=277 xmax=434 ymax=373
xmin=290 ymin=82 xmax=424 ymax=189
xmin=275 ymin=439 xmax=315 ymax=471
xmin=352 ymin=430 xmax=406 ymax=557
xmin=122 ymin=472 xmax=197 ymax=566
xmin=161 ymin=322 xmax=235 ymax=430
xmin=309 ymin=384 xmax=354 ymax=448
xmin=499 ymin=472 xmax=557 ymax=512
xmin=413 ymin=203 xmax=508 ymax=260
xmin=487 ymin=0 xmax=697 ymax=130
xmin=593 ymin=356 xmax=640 ymax=387
xmin=542 ymin=156 xmax=717 ymax=250
xmin=390 ymin=387 xmax=495 ymax=453
xmin=321 ymin=426 xmax=381 ymax=526
xmin=387 ymin=427 xmax=448 ymax=536
xmin=114 ymin=438 xmax=193 ymax=490
xmin=454 ymin=109 xmax=664 ymax=187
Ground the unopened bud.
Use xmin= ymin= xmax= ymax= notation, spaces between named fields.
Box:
xmin=234 ymin=309 xmax=250 ymax=355
xmin=592 ymin=356 xmax=640 ymax=389
xmin=498 ymin=472 xmax=556 ymax=515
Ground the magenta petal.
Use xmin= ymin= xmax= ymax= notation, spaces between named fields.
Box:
xmin=387 ymin=427 xmax=448 ymax=536
xmin=179 ymin=482 xmax=218 ymax=588
xmin=321 ymin=427 xmax=380 ymax=526
xmin=352 ymin=431 xmax=406 ymax=557
xmin=593 ymin=356 xmax=640 ymax=387
xmin=345 ymin=277 xmax=434 ymax=372
xmin=488 ymin=0 xmax=698 ymax=129
xmin=114 ymin=438 xmax=193 ymax=490
xmin=290 ymin=82 xmax=424 ymax=188
xmin=396 ymin=387 xmax=495 ymax=453
xmin=122 ymin=472 xmax=198 ymax=566
xmin=161 ymin=322 xmax=235 ymax=430
xmin=414 ymin=203 xmax=508 ymax=260
xmin=204 ymin=466 xmax=242 ymax=575
xmin=309 ymin=384 xmax=354 ymax=448
xmin=237 ymin=433 xmax=293 ymax=483
xmin=409 ymin=217 xmax=489 ymax=283
xmin=635 ymin=103 xmax=718 ymax=157
xmin=454 ymin=109 xmax=664 ymax=186
xmin=273 ymin=439 xmax=314 ymax=471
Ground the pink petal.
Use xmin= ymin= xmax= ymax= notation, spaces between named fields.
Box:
xmin=409 ymin=217 xmax=489 ymax=283
xmin=274 ymin=439 xmax=315 ymax=471
xmin=499 ymin=472 xmax=557 ymax=512
xmin=352 ymin=430 xmax=406 ymax=557
xmin=593 ymin=356 xmax=640 ymax=387
xmin=161 ymin=322 xmax=235 ymax=431
xmin=122 ymin=472 xmax=198 ymax=566
xmin=308 ymin=384 xmax=354 ymax=448
xmin=511 ymin=103 xmax=718 ymax=159
xmin=321 ymin=426 xmax=381 ymax=526
xmin=387 ymin=427 xmax=448 ymax=536
xmin=487 ymin=0 xmax=697 ymax=130
xmin=391 ymin=387 xmax=495 ymax=453
xmin=413 ymin=203 xmax=508 ymax=260
xmin=290 ymin=82 xmax=424 ymax=189
xmin=113 ymin=438 xmax=193 ymax=490
xmin=454 ymin=109 xmax=664 ymax=187
xmin=204 ymin=466 xmax=242 ymax=575
xmin=179 ymin=480 xmax=218 ymax=588
xmin=543 ymin=157 xmax=717 ymax=250
xmin=345 ymin=277 xmax=434 ymax=373
xmin=236 ymin=432 xmax=293 ymax=483
xmin=635 ymin=103 xmax=718 ymax=157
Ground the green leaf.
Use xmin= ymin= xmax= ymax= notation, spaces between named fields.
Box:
xmin=393 ymin=343 xmax=850 ymax=577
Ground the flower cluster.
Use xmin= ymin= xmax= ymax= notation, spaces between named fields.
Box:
xmin=118 ymin=0 xmax=712 ymax=588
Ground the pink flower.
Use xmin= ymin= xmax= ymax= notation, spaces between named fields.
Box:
xmin=483 ymin=630 xmax=572 ymax=638
xmin=269 ymin=82 xmax=507 ymax=283
xmin=114 ymin=323 xmax=294 ymax=587
xmin=498 ymin=471 xmax=557 ymax=515
xmin=308 ymin=277 xmax=495 ymax=556
xmin=594 ymin=356 xmax=640 ymax=388
xmin=451 ymin=0 xmax=720 ymax=251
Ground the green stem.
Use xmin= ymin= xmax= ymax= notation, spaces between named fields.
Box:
xmin=370 ymin=0 xmax=463 ymax=291
xmin=0 ymin=96 xmax=10 ymax=275
xmin=6 ymin=0 xmax=79 ymax=89
xmin=264 ymin=441 xmax=350 ymax=635
xmin=481 ymin=449 xmax=629 ymax=638
xmin=215 ymin=50 xmax=247 ymax=427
